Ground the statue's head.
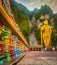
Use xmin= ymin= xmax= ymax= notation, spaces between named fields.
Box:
xmin=44 ymin=19 xmax=48 ymax=25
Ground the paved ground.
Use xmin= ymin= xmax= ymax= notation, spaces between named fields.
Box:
xmin=17 ymin=51 xmax=57 ymax=65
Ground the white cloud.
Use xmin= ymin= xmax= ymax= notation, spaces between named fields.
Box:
xmin=15 ymin=0 xmax=57 ymax=13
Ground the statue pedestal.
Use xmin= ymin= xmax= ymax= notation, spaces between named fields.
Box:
xmin=44 ymin=47 xmax=52 ymax=51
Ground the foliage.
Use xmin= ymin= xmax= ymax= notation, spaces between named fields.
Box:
xmin=29 ymin=8 xmax=39 ymax=20
xmin=35 ymin=28 xmax=41 ymax=44
xmin=51 ymin=14 xmax=57 ymax=46
xmin=34 ymin=5 xmax=57 ymax=45
xmin=10 ymin=0 xmax=57 ymax=46
xmin=10 ymin=0 xmax=32 ymax=40
xmin=51 ymin=30 xmax=57 ymax=46
xmin=19 ymin=20 xmax=32 ymax=39
xmin=35 ymin=5 xmax=53 ymax=20
xmin=53 ymin=14 xmax=57 ymax=29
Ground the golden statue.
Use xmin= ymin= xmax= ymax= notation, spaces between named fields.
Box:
xmin=41 ymin=20 xmax=52 ymax=47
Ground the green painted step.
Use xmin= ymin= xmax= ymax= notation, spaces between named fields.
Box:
xmin=0 ymin=56 xmax=5 ymax=65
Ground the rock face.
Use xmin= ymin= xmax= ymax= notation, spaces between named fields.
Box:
xmin=0 ymin=0 xmax=11 ymax=14
xmin=40 ymin=0 xmax=57 ymax=13
xmin=3 ymin=0 xmax=11 ymax=13
xmin=0 ymin=0 xmax=15 ymax=21
xmin=41 ymin=0 xmax=57 ymax=13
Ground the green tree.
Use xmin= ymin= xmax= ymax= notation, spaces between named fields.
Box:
xmin=10 ymin=0 xmax=32 ymax=40
xmin=19 ymin=20 xmax=32 ymax=39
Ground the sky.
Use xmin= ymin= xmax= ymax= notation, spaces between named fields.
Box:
xmin=15 ymin=0 xmax=57 ymax=13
